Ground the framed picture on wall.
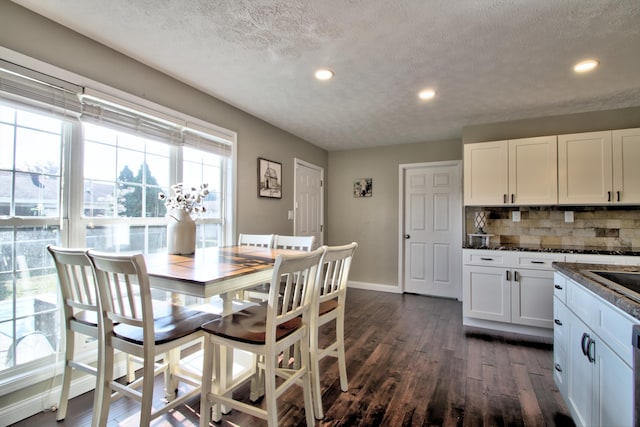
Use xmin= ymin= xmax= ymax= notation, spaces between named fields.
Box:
xmin=354 ymin=178 xmax=372 ymax=197
xmin=258 ymin=157 xmax=282 ymax=199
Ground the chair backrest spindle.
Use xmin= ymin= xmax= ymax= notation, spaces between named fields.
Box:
xmin=272 ymin=235 xmax=315 ymax=251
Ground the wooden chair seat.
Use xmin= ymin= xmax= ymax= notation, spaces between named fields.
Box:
xmin=201 ymin=304 xmax=301 ymax=345
xmin=113 ymin=305 xmax=219 ymax=345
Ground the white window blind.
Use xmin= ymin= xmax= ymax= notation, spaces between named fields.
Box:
xmin=0 ymin=59 xmax=82 ymax=118
xmin=81 ymin=89 xmax=232 ymax=156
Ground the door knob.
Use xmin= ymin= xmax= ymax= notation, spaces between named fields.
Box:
xmin=403 ymin=234 xmax=410 ymax=239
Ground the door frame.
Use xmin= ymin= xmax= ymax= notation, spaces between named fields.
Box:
xmin=294 ymin=158 xmax=324 ymax=246
xmin=398 ymin=160 xmax=463 ymax=299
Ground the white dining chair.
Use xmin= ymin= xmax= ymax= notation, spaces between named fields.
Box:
xmin=87 ymin=250 xmax=220 ymax=427
xmin=199 ymin=247 xmax=326 ymax=427
xmin=47 ymin=246 xmax=102 ymax=422
xmin=310 ymin=242 xmax=358 ymax=418
xmin=244 ymin=235 xmax=316 ymax=304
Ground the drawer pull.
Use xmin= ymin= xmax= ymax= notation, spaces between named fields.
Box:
xmin=554 ymin=284 xmax=563 ymax=290
xmin=480 ymin=257 xmax=493 ymax=261
xmin=587 ymin=338 xmax=596 ymax=363
xmin=530 ymin=261 xmax=545 ymax=264
xmin=554 ymin=319 xmax=562 ymax=326
xmin=581 ymin=333 xmax=590 ymax=356
xmin=554 ymin=363 xmax=562 ymax=373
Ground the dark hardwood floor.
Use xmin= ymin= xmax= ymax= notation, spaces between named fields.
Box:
xmin=10 ymin=289 xmax=575 ymax=427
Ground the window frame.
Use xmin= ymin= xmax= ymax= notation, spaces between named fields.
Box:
xmin=0 ymin=55 xmax=237 ymax=393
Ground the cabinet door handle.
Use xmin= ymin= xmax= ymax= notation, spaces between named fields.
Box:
xmin=503 ymin=194 xmax=507 ymax=204
xmin=581 ymin=333 xmax=590 ymax=356
xmin=617 ymin=190 xmax=621 ymax=202
xmin=554 ymin=363 xmax=563 ymax=373
xmin=554 ymin=284 xmax=563 ymax=290
xmin=608 ymin=191 xmax=612 ymax=202
xmin=554 ymin=319 xmax=563 ymax=326
xmin=511 ymin=194 xmax=515 ymax=204
xmin=530 ymin=261 xmax=545 ymax=264
xmin=506 ymin=270 xmax=511 ymax=281
xmin=480 ymin=257 xmax=493 ymax=261
xmin=587 ymin=338 xmax=596 ymax=363
xmin=514 ymin=271 xmax=519 ymax=282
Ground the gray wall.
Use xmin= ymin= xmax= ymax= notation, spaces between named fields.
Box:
xmin=0 ymin=1 xmax=328 ymax=240
xmin=463 ymin=106 xmax=640 ymax=144
xmin=328 ymin=140 xmax=462 ymax=288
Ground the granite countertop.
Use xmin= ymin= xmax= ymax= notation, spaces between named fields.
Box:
xmin=463 ymin=244 xmax=640 ymax=256
xmin=552 ymin=262 xmax=640 ymax=321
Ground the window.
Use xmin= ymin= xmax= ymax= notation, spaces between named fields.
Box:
xmin=0 ymin=104 xmax=68 ymax=372
xmin=0 ymin=61 xmax=235 ymax=387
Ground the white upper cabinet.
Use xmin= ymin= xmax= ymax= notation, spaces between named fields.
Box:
xmin=558 ymin=128 xmax=640 ymax=205
xmin=508 ymin=136 xmax=558 ymax=205
xmin=558 ymin=131 xmax=613 ymax=204
xmin=464 ymin=136 xmax=557 ymax=206
xmin=612 ymin=128 xmax=640 ymax=204
xmin=464 ymin=140 xmax=508 ymax=205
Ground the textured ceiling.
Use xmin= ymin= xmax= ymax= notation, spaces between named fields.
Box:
xmin=11 ymin=0 xmax=640 ymax=151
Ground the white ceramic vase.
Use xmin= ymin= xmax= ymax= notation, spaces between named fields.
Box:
xmin=167 ymin=209 xmax=196 ymax=255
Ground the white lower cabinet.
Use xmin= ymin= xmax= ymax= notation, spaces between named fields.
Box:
xmin=463 ymin=250 xmax=562 ymax=334
xmin=554 ymin=272 xmax=635 ymax=427
xmin=463 ymin=265 xmax=511 ymax=322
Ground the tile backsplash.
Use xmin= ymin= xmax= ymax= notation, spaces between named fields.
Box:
xmin=465 ymin=206 xmax=640 ymax=249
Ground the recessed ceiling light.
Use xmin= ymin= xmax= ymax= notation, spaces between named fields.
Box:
xmin=315 ymin=69 xmax=334 ymax=80
xmin=574 ymin=59 xmax=599 ymax=73
xmin=418 ymin=89 xmax=436 ymax=100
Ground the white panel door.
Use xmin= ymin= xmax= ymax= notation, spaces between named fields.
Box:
xmin=403 ymin=163 xmax=461 ymax=298
xmin=294 ymin=160 xmax=323 ymax=247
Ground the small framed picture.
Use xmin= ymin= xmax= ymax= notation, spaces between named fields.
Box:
xmin=258 ymin=158 xmax=282 ymax=199
xmin=354 ymin=178 xmax=372 ymax=197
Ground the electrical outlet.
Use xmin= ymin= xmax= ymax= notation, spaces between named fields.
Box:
xmin=287 ymin=210 xmax=294 ymax=220
xmin=565 ymin=211 xmax=574 ymax=223
xmin=512 ymin=211 xmax=521 ymax=222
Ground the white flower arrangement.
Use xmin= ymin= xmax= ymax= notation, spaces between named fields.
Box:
xmin=158 ymin=183 xmax=209 ymax=220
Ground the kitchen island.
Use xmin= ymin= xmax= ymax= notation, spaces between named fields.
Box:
xmin=552 ymin=262 xmax=639 ymax=427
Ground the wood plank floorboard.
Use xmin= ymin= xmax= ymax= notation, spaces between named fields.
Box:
xmin=9 ymin=289 xmax=574 ymax=427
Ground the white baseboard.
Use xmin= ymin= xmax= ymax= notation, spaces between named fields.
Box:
xmin=347 ymin=280 xmax=402 ymax=294
xmin=0 ymin=359 xmax=128 ymax=426
xmin=0 ymin=373 xmax=96 ymax=426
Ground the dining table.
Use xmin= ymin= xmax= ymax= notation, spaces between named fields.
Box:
xmin=144 ymin=245 xmax=300 ymax=300
xmin=143 ymin=245 xmax=301 ymax=416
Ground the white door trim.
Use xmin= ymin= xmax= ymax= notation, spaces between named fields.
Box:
xmin=294 ymin=158 xmax=324 ymax=245
xmin=398 ymin=160 xmax=463 ymax=299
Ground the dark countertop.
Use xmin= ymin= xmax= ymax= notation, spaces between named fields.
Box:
xmin=463 ymin=244 xmax=640 ymax=256
xmin=552 ymin=262 xmax=640 ymax=321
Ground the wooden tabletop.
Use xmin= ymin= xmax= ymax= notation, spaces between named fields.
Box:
xmin=144 ymin=246 xmax=300 ymax=298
